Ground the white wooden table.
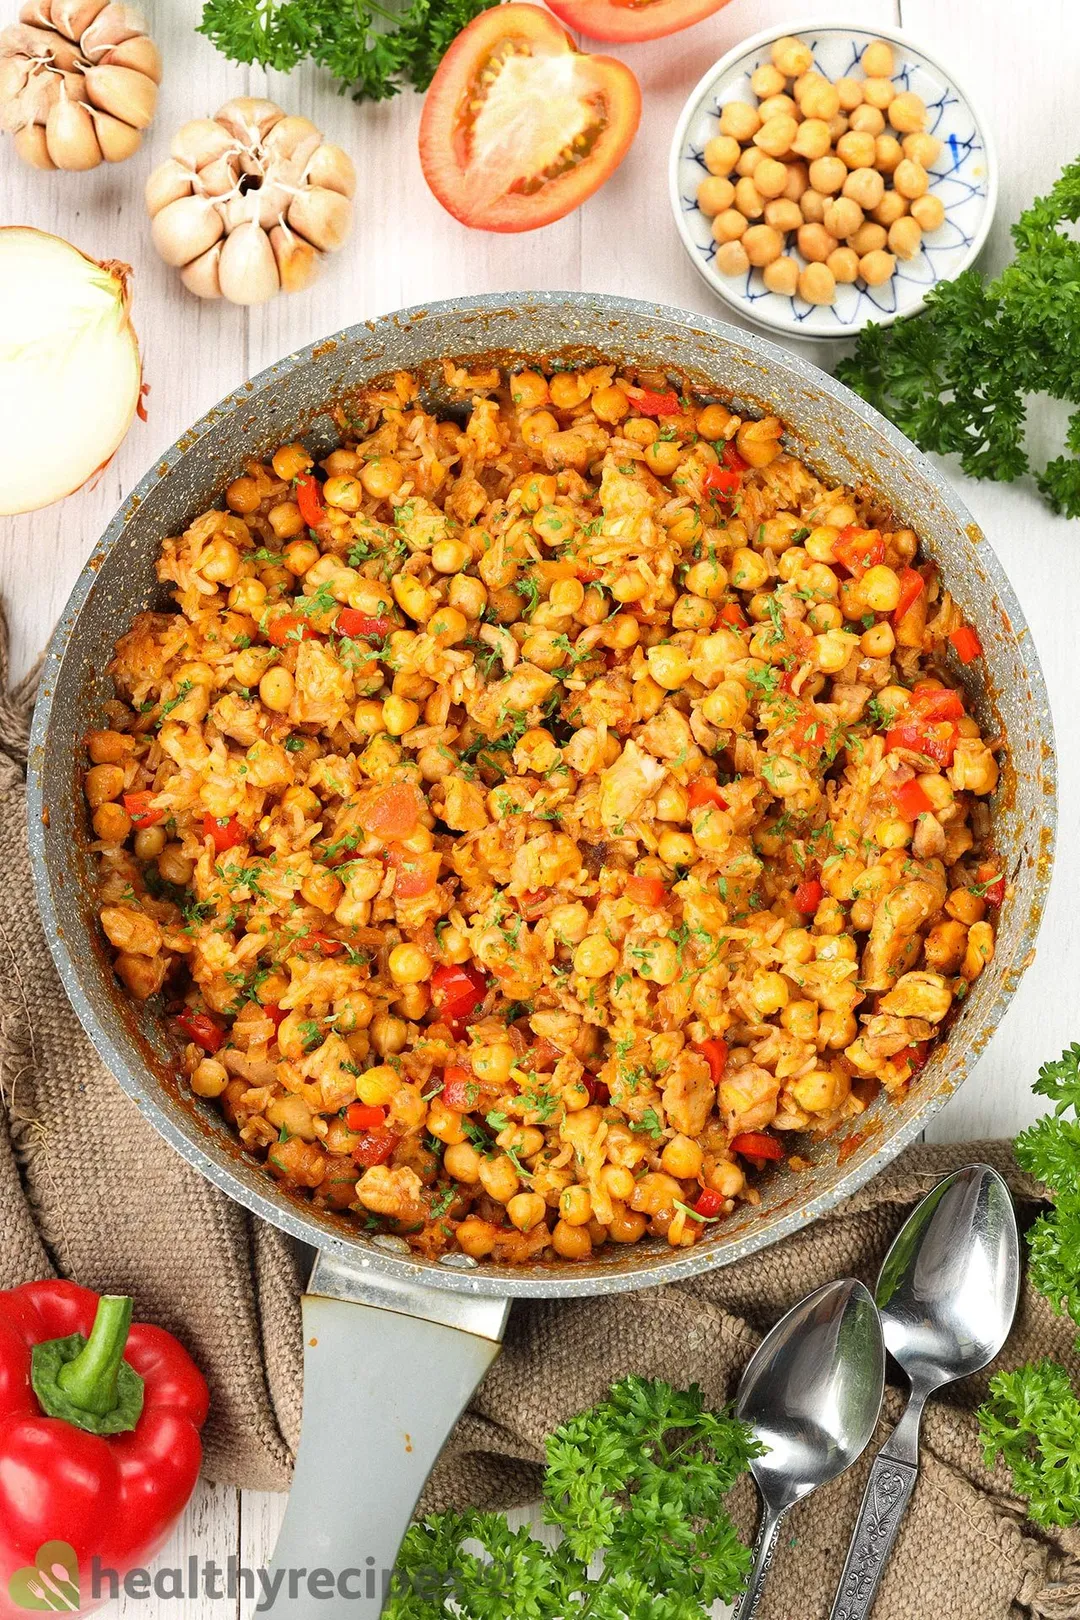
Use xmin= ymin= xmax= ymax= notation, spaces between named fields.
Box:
xmin=2 ymin=0 xmax=1075 ymax=1610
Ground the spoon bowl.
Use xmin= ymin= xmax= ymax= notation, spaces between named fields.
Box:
xmin=734 ymin=1279 xmax=885 ymax=1618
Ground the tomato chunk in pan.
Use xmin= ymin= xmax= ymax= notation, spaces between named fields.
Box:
xmin=419 ymin=4 xmax=641 ymax=233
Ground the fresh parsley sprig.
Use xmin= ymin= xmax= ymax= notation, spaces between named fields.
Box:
xmin=384 ymin=1377 xmax=760 ymax=1619
xmin=837 ymin=157 xmax=1080 ymax=516
xmin=199 ymin=0 xmax=500 ymax=102
xmin=977 ymin=1045 xmax=1080 ymax=1525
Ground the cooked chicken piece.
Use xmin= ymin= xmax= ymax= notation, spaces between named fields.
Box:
xmin=100 ymin=904 xmax=163 ymax=957
xmin=599 ymin=740 xmax=666 ymax=829
xmin=912 ymin=811 xmax=946 ymax=859
xmin=442 ymin=774 xmax=489 ymax=832
xmin=879 ymin=971 xmax=953 ymax=1023
xmin=718 ymin=1064 xmax=781 ymax=1133
xmin=861 ymin=866 xmax=947 ymax=992
xmin=662 ymin=1047 xmax=715 ymax=1138
xmin=354 ymin=1164 xmax=424 ymax=1222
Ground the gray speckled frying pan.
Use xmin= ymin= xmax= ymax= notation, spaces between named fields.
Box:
xmin=27 ymin=292 xmax=1055 ymax=1615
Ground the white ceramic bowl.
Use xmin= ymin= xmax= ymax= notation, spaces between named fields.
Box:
xmin=669 ymin=19 xmax=997 ymax=340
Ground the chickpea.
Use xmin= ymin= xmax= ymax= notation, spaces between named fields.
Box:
xmin=510 ymin=370 xmax=549 ymax=409
xmin=476 ymin=1153 xmax=518 ymax=1204
xmin=861 ymin=620 xmax=895 ymax=657
xmin=826 ymin=246 xmax=860 ymax=284
xmin=801 ymin=78 xmax=840 ymax=121
xmin=859 ymin=249 xmax=897 ymax=286
xmin=833 ymin=130 xmax=872 ymax=171
xmin=823 ymin=197 xmax=864 ymax=239
xmin=84 ymin=762 xmax=125 ymax=807
xmin=133 ymin=824 xmax=166 ymax=860
xmin=888 ymin=217 xmax=923 ymax=261
xmin=559 ymin=1185 xmax=593 ymax=1227
xmin=444 ymin=1142 xmax=483 ymax=1184
xmin=430 ymin=537 xmax=471 ymax=575
xmin=863 ymin=76 xmax=895 ymax=111
xmin=860 ymin=564 xmax=901 ymax=613
xmin=448 ymin=574 xmax=487 ymax=619
xmin=859 ymin=39 xmax=892 ymax=75
xmin=225 ymin=474 xmax=261 ymax=514
xmin=712 ymin=207 xmax=748 ymax=244
xmin=848 ymin=104 xmax=886 ymax=136
xmin=730 ymin=546 xmax=770 ymax=590
xmin=736 ymin=144 xmax=764 ymax=177
xmin=378 ymin=694 xmax=416 ymax=737
xmin=749 ymin=157 xmax=786 ymax=201
xmin=851 ymin=221 xmax=888 ymax=255
xmin=888 ymin=90 xmax=927 ymax=135
xmin=592 ymin=384 xmax=630 ymax=423
xmin=574 ymin=935 xmax=619 ymax=978
xmin=549 ymin=371 xmax=590 ymax=410
xmin=790 ymin=118 xmax=830 ymax=162
xmin=733 ymin=177 xmax=765 ymax=220
xmin=265 ymin=500 xmax=302 ymax=540
xmin=635 ymin=937 xmax=679 ymax=985
xmin=808 ymin=155 xmax=847 ymax=196
xmin=742 ymin=223 xmax=784 ymax=268
xmin=92 ymin=800 xmax=131 ymax=842
xmin=508 ymin=1192 xmax=547 ymax=1233
xmin=872 ymin=191 xmax=908 ymax=230
xmin=520 ymin=409 xmax=559 ymax=448
xmin=764 ymin=198 xmax=802 ymax=233
xmin=456 ymin=1217 xmax=497 ymax=1258
xmin=910 ymin=192 xmax=946 ymax=232
xmin=757 ymin=93 xmax=798 ymax=123
xmin=715 ymin=240 xmax=751 ymax=277
xmin=893 ymin=158 xmax=929 ymax=199
xmin=719 ymin=100 xmax=760 ymax=142
xmin=644 ymin=439 xmax=683 ymax=477
xmin=798 ymin=222 xmax=838 ymax=263
xmin=752 ymin=969 xmax=790 ymax=1015
xmin=754 ymin=114 xmax=798 ymax=159
xmin=552 ymin=1219 xmax=592 ymax=1259
xmin=658 ymin=829 xmax=697 ymax=867
xmin=271 ymin=443 xmax=311 ymax=481
xmin=697 ymin=174 xmax=735 ymax=216
xmin=799 ymin=188 xmax=826 ymax=224
xmin=763 ymin=256 xmax=800 ymax=296
xmin=322 ymin=474 xmax=362 ymax=512
xmin=370 ymin=1012 xmax=407 ymax=1058
xmin=843 ymin=167 xmax=885 ymax=211
xmin=661 ymin=1134 xmax=705 ymax=1180
xmin=257 ymin=667 xmax=293 ymax=714
xmin=772 ymin=35 xmax=813 ymax=76
xmin=904 ymin=132 xmax=943 ymax=169
xmin=736 ymin=415 xmax=783 ymax=468
xmin=645 ymin=641 xmax=693 ymax=688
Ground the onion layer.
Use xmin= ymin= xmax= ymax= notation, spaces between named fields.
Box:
xmin=0 ymin=227 xmax=142 ymax=515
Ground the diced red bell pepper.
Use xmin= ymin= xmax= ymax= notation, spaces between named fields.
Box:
xmin=584 ymin=1076 xmax=611 ymax=1108
xmin=693 ymin=1188 xmax=725 ymax=1218
xmin=203 ymin=814 xmax=245 ymax=853
xmin=389 ymin=848 xmax=441 ymax=898
xmin=834 ymin=526 xmax=886 ymax=579
xmin=431 ymin=964 xmax=488 ymax=1035
xmin=975 ymin=861 xmax=1006 ymax=907
xmin=730 ymin=1131 xmax=785 ymax=1161
xmin=721 ymin=442 xmax=747 ymax=473
xmin=792 ymin=878 xmax=823 ymax=915
xmin=624 ymin=384 xmax=681 ymax=416
xmin=336 ymin=609 xmax=393 ymax=640
xmin=893 ymin=567 xmax=925 ymax=626
xmin=298 ymin=931 xmax=344 ymax=956
xmin=885 ymin=718 xmax=960 ymax=769
xmin=295 ymin=472 xmax=326 ymax=529
xmin=441 ymin=1066 xmax=480 ymax=1111
xmin=911 ymin=683 xmax=965 ymax=722
xmin=263 ymin=1004 xmax=288 ymax=1030
xmin=122 ymin=791 xmax=162 ymax=828
xmin=719 ymin=601 xmax=748 ymax=630
xmin=176 ymin=1010 xmax=224 ymax=1053
xmin=346 ymin=1102 xmax=386 ymax=1132
xmin=573 ymin=560 xmax=603 ymax=583
xmin=351 ymin=1129 xmax=399 ymax=1169
xmin=688 ymin=778 xmax=727 ymax=811
xmin=703 ymin=463 xmax=741 ymax=502
xmin=266 ymin=612 xmax=318 ymax=648
xmin=896 ymin=1041 xmax=930 ymax=1072
xmin=949 ymin=624 xmax=983 ymax=664
xmin=517 ymin=887 xmax=552 ymax=920
xmin=625 ymin=874 xmax=667 ymax=907
xmin=695 ymin=1039 xmax=729 ymax=1086
xmin=892 ymin=779 xmax=934 ymax=820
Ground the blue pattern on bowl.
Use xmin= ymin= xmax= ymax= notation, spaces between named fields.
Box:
xmin=671 ymin=26 xmax=994 ymax=339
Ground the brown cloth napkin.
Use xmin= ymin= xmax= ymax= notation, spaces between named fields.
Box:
xmin=1 ymin=610 xmax=1078 ymax=1620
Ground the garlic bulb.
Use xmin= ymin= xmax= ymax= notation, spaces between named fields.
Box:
xmin=145 ymin=98 xmax=356 ymax=305
xmin=0 ymin=1 xmax=160 ymax=172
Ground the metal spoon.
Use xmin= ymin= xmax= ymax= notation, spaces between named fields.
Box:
xmin=734 ymin=1278 xmax=885 ymax=1620
xmin=830 ymin=1163 xmax=1021 ymax=1620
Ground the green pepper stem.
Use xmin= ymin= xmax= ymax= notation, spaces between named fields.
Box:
xmin=56 ymin=1296 xmax=134 ymax=1417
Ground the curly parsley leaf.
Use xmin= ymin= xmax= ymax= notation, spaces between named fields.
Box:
xmin=837 ymin=156 xmax=1080 ymax=515
xmin=199 ymin=0 xmax=501 ymax=102
xmin=384 ymin=1377 xmax=759 ymax=1619
xmin=978 ymin=1360 xmax=1080 ymax=1528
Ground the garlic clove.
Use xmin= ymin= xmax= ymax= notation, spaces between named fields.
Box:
xmin=269 ymin=225 xmax=322 ymax=294
xmin=305 ymin=143 xmax=356 ymax=200
xmin=180 ymin=241 xmax=223 ymax=300
xmin=79 ymin=2 xmax=147 ymax=56
xmin=45 ymin=95 xmax=102 ymax=168
xmin=47 ymin=0 xmax=110 ymax=39
xmin=0 ymin=57 xmax=30 ymax=128
xmin=217 ymin=221 xmax=279 ymax=305
xmin=218 ymin=177 xmax=290 ymax=234
xmin=171 ymin=116 xmax=234 ymax=172
xmin=214 ymin=96 xmax=283 ymax=144
xmin=3 ymin=21 xmax=82 ymax=71
xmin=254 ymin=179 xmax=292 ymax=231
xmin=60 ymin=68 xmax=88 ymax=101
xmin=145 ymin=157 xmax=192 ymax=216
xmin=16 ymin=1 xmax=55 ymax=27
xmin=89 ymin=103 xmax=140 ymax=161
xmin=263 ymin=113 xmax=320 ymax=166
xmin=151 ymin=194 xmax=224 ymax=268
xmin=195 ymin=151 xmax=239 ymax=198
xmin=97 ymin=32 xmax=160 ymax=83
xmin=13 ymin=120 xmax=54 ymax=166
xmin=83 ymin=62 xmax=156 ymax=128
xmin=286 ymin=186 xmax=352 ymax=254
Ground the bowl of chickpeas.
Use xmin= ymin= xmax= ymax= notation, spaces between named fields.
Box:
xmin=669 ymin=21 xmax=996 ymax=337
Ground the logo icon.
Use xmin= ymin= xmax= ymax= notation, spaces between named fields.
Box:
xmin=7 ymin=1543 xmax=80 ymax=1612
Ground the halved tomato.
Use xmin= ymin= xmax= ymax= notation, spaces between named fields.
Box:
xmin=546 ymin=0 xmax=730 ymax=42
xmin=418 ymin=5 xmax=641 ymax=233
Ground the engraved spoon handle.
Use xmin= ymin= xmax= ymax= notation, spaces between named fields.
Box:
xmin=829 ymin=1452 xmax=918 ymax=1620
xmin=734 ymin=1504 xmax=788 ymax=1620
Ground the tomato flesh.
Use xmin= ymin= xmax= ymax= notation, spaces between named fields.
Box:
xmin=625 ymin=873 xmax=666 ymax=906
xmin=418 ymin=5 xmax=641 ymax=233
xmin=793 ymin=878 xmax=823 ymax=915
xmin=730 ymin=1131 xmax=785 ymax=1162
xmin=204 ymin=814 xmax=245 ymax=853
xmin=694 ymin=1039 xmax=728 ymax=1086
xmin=177 ymin=1010 xmax=224 ymax=1054
xmin=122 ymin=790 xmax=162 ymax=828
xmin=546 ymin=0 xmax=730 ymax=41
xmin=893 ymin=779 xmax=934 ymax=820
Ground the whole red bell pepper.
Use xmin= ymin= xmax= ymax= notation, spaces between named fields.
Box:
xmin=0 ymin=1280 xmax=208 ymax=1618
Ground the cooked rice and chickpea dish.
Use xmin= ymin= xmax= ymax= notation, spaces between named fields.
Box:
xmin=83 ymin=360 xmax=1003 ymax=1264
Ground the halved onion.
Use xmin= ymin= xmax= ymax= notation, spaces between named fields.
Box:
xmin=0 ymin=227 xmax=142 ymax=515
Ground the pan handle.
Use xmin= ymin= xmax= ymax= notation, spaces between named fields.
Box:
xmin=264 ymin=1251 xmax=509 ymax=1617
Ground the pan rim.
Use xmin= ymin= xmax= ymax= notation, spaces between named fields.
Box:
xmin=26 ymin=288 xmax=1057 ymax=1300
